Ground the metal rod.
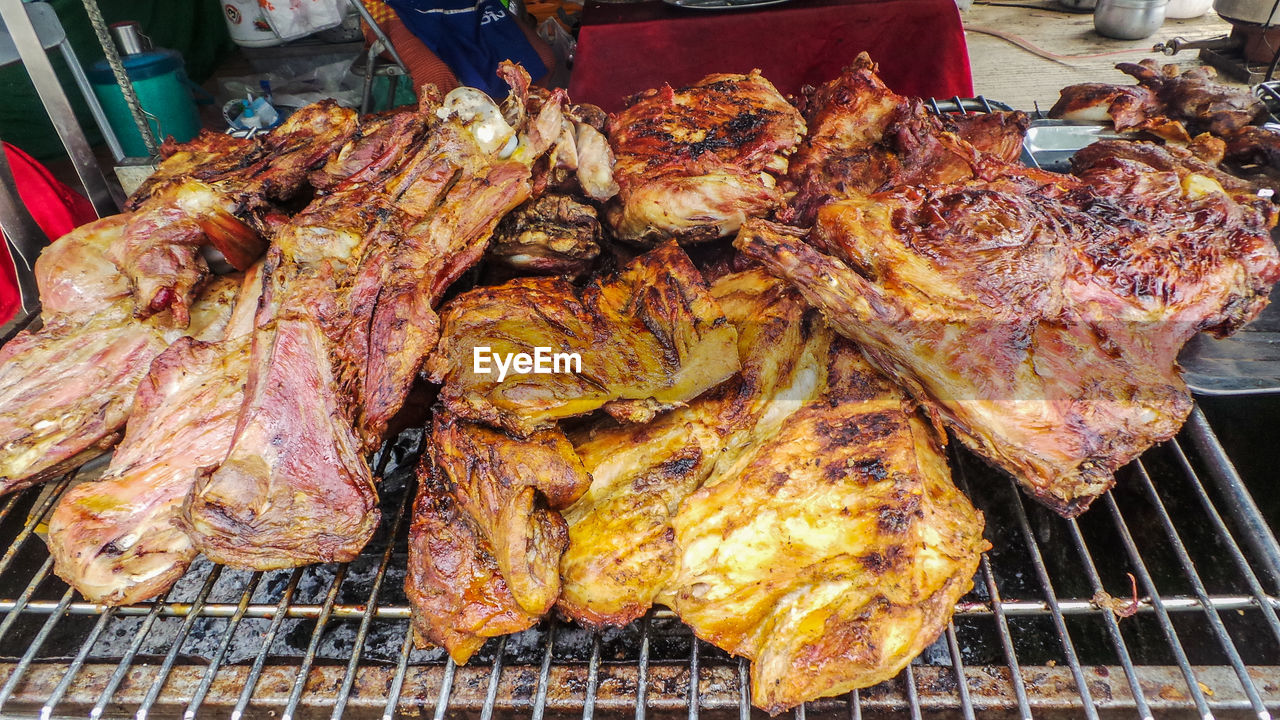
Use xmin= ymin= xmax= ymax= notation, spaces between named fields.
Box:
xmin=0 ymin=554 xmax=54 ymax=646
xmin=79 ymin=0 xmax=157 ymax=157
xmin=382 ymin=625 xmax=416 ymax=720
xmin=530 ymin=620 xmax=556 ymax=720
xmin=1184 ymin=406 xmax=1280 ymax=592
xmin=636 ymin=611 xmax=652 ymax=720
xmin=737 ymin=657 xmax=750 ymax=720
xmin=56 ymin=39 xmax=123 ymax=162
xmin=231 ymin=568 xmax=306 ymax=720
xmin=902 ymin=663 xmax=923 ymax=720
xmin=38 ymin=608 xmax=115 ymax=720
xmin=0 ymin=474 xmax=71 ymax=578
xmin=0 ymin=586 xmax=74 ymax=711
xmin=0 ymin=0 xmax=118 ymax=214
xmin=944 ymin=624 xmax=975 ymax=720
xmin=688 ymin=635 xmax=700 ymax=720
xmin=288 ymin=562 xmax=350 ymax=720
xmin=181 ymin=571 xmax=264 ymax=720
xmin=480 ymin=635 xmax=507 ymax=720
xmin=431 ymin=656 xmax=457 ymax=720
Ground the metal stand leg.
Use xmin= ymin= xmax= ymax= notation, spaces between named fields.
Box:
xmin=0 ymin=0 xmax=120 ymax=215
xmin=58 ymin=39 xmax=124 ymax=163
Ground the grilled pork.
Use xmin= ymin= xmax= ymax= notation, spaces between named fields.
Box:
xmin=1048 ymin=83 xmax=1190 ymax=142
xmin=406 ymin=413 xmax=591 ymax=663
xmin=606 ymin=70 xmax=805 ymax=245
xmin=1118 ymin=60 xmax=1268 ymax=136
xmin=47 ymin=265 xmax=262 ymax=605
xmin=428 ymin=241 xmax=740 ymax=437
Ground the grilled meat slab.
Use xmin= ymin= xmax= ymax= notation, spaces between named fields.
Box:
xmin=660 ymin=326 xmax=986 ymax=714
xmin=428 ymin=242 xmax=740 ymax=437
xmin=559 ymin=270 xmax=833 ymax=628
xmin=606 ymin=70 xmax=805 ymax=245
xmin=406 ymin=413 xmax=591 ymax=662
xmin=1048 ymin=83 xmax=1190 ymax=143
xmin=47 ymin=266 xmax=262 ymax=605
xmin=1118 ymin=60 xmax=1267 ymax=136
xmin=737 ymin=136 xmax=1280 ymax=516
xmin=486 ymin=193 xmax=602 ymax=276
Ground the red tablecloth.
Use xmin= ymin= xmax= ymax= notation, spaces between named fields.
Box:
xmin=568 ymin=0 xmax=973 ymax=113
xmin=0 ymin=143 xmax=98 ymax=325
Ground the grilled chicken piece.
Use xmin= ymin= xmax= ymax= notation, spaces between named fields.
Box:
xmin=1118 ymin=60 xmax=1267 ymax=136
xmin=606 ymin=70 xmax=805 ymax=245
xmin=406 ymin=413 xmax=591 ymax=663
xmin=660 ymin=330 xmax=987 ymax=714
xmin=47 ymin=266 xmax=262 ymax=605
xmin=428 ymin=241 xmax=739 ymax=437
xmin=559 ymin=270 xmax=834 ymax=627
xmin=187 ymin=92 xmax=535 ymax=570
xmin=1048 ymin=83 xmax=1190 ymax=143
xmin=737 ymin=138 xmax=1280 ymax=516
xmin=0 ymin=276 xmax=239 ymax=497
xmin=486 ymin=193 xmax=602 ymax=275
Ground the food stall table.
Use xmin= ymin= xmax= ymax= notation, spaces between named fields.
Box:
xmin=568 ymin=0 xmax=973 ymax=112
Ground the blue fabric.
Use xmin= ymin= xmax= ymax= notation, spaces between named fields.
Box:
xmin=386 ymin=0 xmax=547 ymax=99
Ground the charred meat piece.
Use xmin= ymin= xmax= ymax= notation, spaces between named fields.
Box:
xmin=738 ymin=134 xmax=1280 ymax=516
xmin=486 ymin=193 xmax=602 ymax=276
xmin=428 ymin=241 xmax=739 ymax=437
xmin=1048 ymin=83 xmax=1190 ymax=142
xmin=406 ymin=413 xmax=591 ymax=663
xmin=660 ymin=327 xmax=987 ymax=714
xmin=47 ymin=266 xmax=262 ymax=605
xmin=126 ymin=131 xmax=262 ymax=210
xmin=940 ymin=110 xmax=1031 ymax=163
xmin=606 ymin=70 xmax=805 ymax=245
xmin=559 ymin=270 xmax=836 ymax=628
xmin=1119 ymin=60 xmax=1268 ymax=136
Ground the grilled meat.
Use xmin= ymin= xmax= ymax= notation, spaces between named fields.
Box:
xmin=406 ymin=413 xmax=591 ymax=663
xmin=428 ymin=241 xmax=740 ymax=437
xmin=186 ymin=88 xmax=537 ymax=570
xmin=559 ymin=270 xmax=836 ymax=628
xmin=1048 ymin=83 xmax=1190 ymax=142
xmin=606 ymin=70 xmax=805 ymax=245
xmin=737 ymin=135 xmax=1280 ymax=516
xmin=660 ymin=320 xmax=986 ymax=714
xmin=487 ymin=193 xmax=602 ymax=276
xmin=1118 ymin=60 xmax=1268 ymax=136
xmin=0 ymin=276 xmax=238 ymax=497
xmin=941 ymin=109 xmax=1031 ymax=163
xmin=47 ymin=266 xmax=262 ymax=605
xmin=33 ymin=214 xmax=134 ymax=319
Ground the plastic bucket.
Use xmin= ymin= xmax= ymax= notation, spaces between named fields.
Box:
xmin=87 ymin=50 xmax=201 ymax=157
xmin=221 ymin=0 xmax=283 ymax=48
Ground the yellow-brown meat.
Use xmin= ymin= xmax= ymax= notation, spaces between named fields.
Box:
xmin=428 ymin=242 xmax=739 ymax=437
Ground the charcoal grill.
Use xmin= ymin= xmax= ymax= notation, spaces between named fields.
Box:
xmin=3 ymin=99 xmax=1280 ymax=720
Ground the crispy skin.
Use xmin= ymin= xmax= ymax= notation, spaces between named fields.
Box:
xmin=487 ymin=193 xmax=602 ymax=275
xmin=1048 ymin=83 xmax=1190 ymax=143
xmin=126 ymin=131 xmax=262 ymax=210
xmin=48 ymin=267 xmax=262 ymax=605
xmin=738 ymin=148 xmax=1280 ymax=515
xmin=606 ymin=70 xmax=805 ymax=244
xmin=428 ymin=242 xmax=740 ymax=436
xmin=406 ymin=413 xmax=591 ymax=662
xmin=660 ymin=336 xmax=986 ymax=714
xmin=1223 ymin=125 xmax=1280 ymax=170
xmin=1118 ymin=60 xmax=1267 ymax=136
xmin=0 ymin=277 xmax=238 ymax=497
xmin=941 ymin=110 xmax=1030 ymax=163
xmin=559 ymin=270 xmax=833 ymax=627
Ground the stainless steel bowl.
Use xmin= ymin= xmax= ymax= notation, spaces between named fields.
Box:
xmin=1094 ymin=0 xmax=1167 ymax=39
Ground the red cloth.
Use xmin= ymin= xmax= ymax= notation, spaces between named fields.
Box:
xmin=0 ymin=143 xmax=98 ymax=324
xmin=568 ymin=0 xmax=973 ymax=113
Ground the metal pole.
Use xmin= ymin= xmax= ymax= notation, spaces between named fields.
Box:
xmin=80 ymin=0 xmax=157 ymax=157
xmin=0 ymin=142 xmax=48 ymax=318
xmin=0 ymin=0 xmax=119 ymax=216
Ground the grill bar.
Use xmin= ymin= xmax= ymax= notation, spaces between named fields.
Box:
xmin=34 ymin=607 xmax=113 ymax=720
xmin=232 ymin=567 xmax=305 ymax=718
xmin=943 ymin=624 xmax=975 ymax=720
xmin=182 ymin=571 xmax=264 ymax=719
xmin=382 ymin=625 xmax=414 ymax=720
xmin=0 ymin=587 xmax=73 ymax=712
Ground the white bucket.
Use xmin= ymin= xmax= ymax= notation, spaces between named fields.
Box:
xmin=222 ymin=0 xmax=284 ymax=48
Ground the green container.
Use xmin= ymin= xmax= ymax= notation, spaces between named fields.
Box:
xmin=87 ymin=49 xmax=200 ymax=157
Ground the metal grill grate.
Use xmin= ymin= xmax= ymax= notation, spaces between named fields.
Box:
xmin=3 ymin=98 xmax=1280 ymax=718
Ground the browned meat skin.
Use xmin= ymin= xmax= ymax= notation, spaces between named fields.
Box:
xmin=0 ymin=276 xmax=239 ymax=497
xmin=47 ymin=266 xmax=262 ymax=605
xmin=427 ymin=241 xmax=740 ymax=437
xmin=33 ymin=215 xmax=133 ymax=319
xmin=559 ymin=270 xmax=838 ymax=628
xmin=1223 ymin=125 xmax=1280 ymax=173
xmin=406 ymin=413 xmax=591 ymax=663
xmin=1118 ymin=60 xmax=1268 ymax=136
xmin=782 ymin=54 xmax=997 ymax=226
xmin=1048 ymin=83 xmax=1190 ymax=143
xmin=660 ymin=324 xmax=987 ymax=714
xmin=486 ymin=193 xmax=602 ymax=276
xmin=126 ymin=131 xmax=263 ymax=210
xmin=941 ymin=110 xmax=1031 ymax=163
xmin=606 ymin=69 xmax=805 ymax=244
xmin=738 ymin=148 xmax=1280 ymax=515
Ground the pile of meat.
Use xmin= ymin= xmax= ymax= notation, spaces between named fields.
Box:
xmin=0 ymin=53 xmax=1275 ymax=714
